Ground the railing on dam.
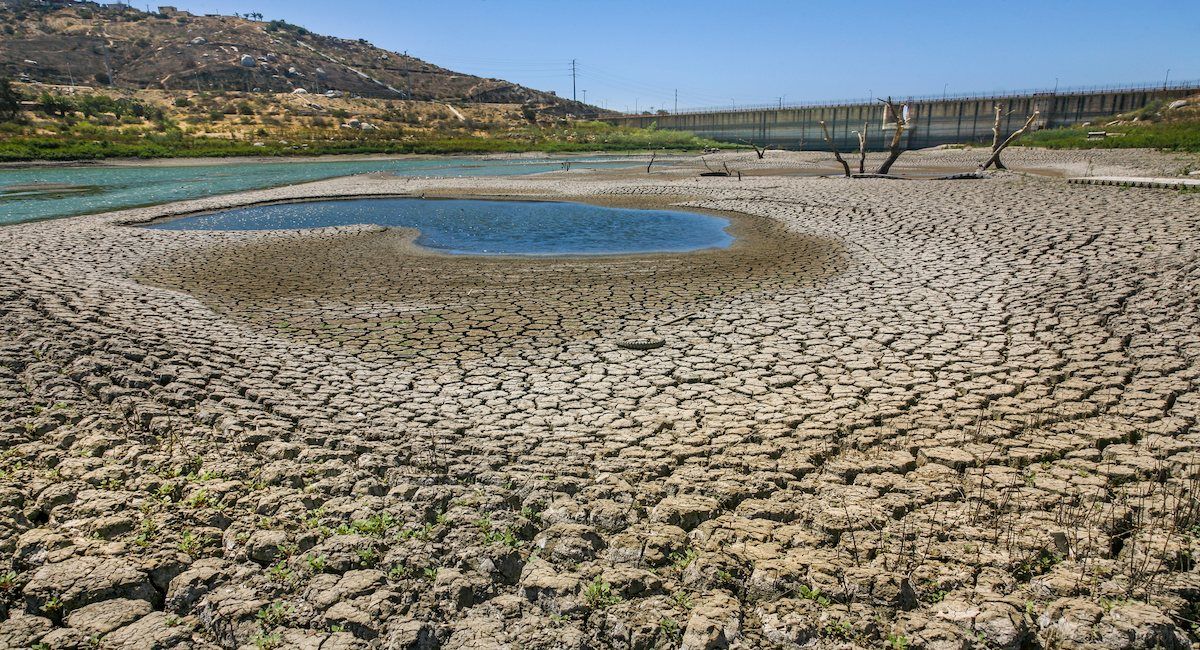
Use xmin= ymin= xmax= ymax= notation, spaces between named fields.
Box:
xmin=603 ymin=80 xmax=1200 ymax=151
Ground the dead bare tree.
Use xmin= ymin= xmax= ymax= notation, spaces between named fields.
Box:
xmin=853 ymin=122 xmax=868 ymax=174
xmin=988 ymin=105 xmax=1010 ymax=170
xmin=876 ymin=97 xmax=908 ymax=175
xmin=646 ymin=151 xmax=656 ymax=173
xmin=739 ymin=139 xmax=767 ymax=159
xmin=980 ymin=110 xmax=1040 ymax=171
xmin=819 ymin=120 xmax=851 ymax=177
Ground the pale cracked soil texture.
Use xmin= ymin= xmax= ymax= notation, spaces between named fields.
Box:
xmin=1 ymin=150 xmax=1199 ymax=649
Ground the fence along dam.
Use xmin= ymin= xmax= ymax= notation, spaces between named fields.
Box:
xmin=603 ymin=81 xmax=1200 ymax=152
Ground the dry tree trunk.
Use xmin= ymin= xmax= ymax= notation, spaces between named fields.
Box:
xmin=646 ymin=151 xmax=656 ymax=173
xmin=981 ymin=111 xmax=1039 ymax=171
xmin=854 ymin=122 xmax=868 ymax=174
xmin=876 ymin=97 xmax=907 ymax=175
xmin=990 ymin=105 xmax=1008 ymax=170
xmin=819 ymin=120 xmax=851 ymax=177
xmin=739 ymin=139 xmax=767 ymax=159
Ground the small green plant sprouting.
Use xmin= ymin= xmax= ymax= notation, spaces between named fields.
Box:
xmin=355 ymin=547 xmax=378 ymax=567
xmin=351 ymin=513 xmax=396 ymax=537
xmin=798 ymin=584 xmax=831 ymax=607
xmin=824 ymin=620 xmax=854 ymax=640
xmin=388 ymin=564 xmax=411 ymax=581
xmin=422 ymin=566 xmax=439 ymax=581
xmin=41 ymin=595 xmax=64 ymax=613
xmin=669 ymin=548 xmax=698 ymax=572
xmin=134 ymin=518 xmax=158 ymax=547
xmin=671 ymin=589 xmax=694 ymax=610
xmin=483 ymin=524 xmax=520 ymax=548
xmin=0 ymin=571 xmax=17 ymax=591
xmin=304 ymin=507 xmax=326 ymax=529
xmin=184 ymin=489 xmax=211 ymax=509
xmin=267 ymin=561 xmax=294 ymax=584
xmin=584 ymin=576 xmax=621 ymax=609
xmin=276 ymin=542 xmax=299 ymax=558
xmin=178 ymin=531 xmax=202 ymax=555
xmin=660 ymin=616 xmax=681 ymax=639
xmin=255 ymin=601 xmax=292 ymax=627
xmin=887 ymin=632 xmax=910 ymax=649
xmin=520 ymin=505 xmax=542 ymax=523
xmin=305 ymin=554 xmax=327 ymax=574
xmin=251 ymin=630 xmax=282 ymax=650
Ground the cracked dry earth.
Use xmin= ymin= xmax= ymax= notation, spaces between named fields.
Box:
xmin=1 ymin=155 xmax=1199 ymax=650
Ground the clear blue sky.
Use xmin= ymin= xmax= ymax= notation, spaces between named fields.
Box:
xmin=138 ymin=0 xmax=1196 ymax=112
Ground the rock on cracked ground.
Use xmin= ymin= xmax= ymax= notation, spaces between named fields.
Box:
xmin=1 ymin=151 xmax=1199 ymax=649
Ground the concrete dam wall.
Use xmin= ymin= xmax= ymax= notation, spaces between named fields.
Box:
xmin=604 ymin=83 xmax=1200 ymax=151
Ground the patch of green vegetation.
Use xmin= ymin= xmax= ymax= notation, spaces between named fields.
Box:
xmin=1020 ymin=116 xmax=1200 ymax=152
xmin=584 ymin=576 xmax=621 ymax=609
xmin=0 ymin=107 xmax=729 ymax=161
xmin=256 ymin=601 xmax=293 ymax=627
xmin=797 ymin=584 xmax=831 ymax=607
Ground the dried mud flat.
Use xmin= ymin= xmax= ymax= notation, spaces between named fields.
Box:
xmin=1 ymin=150 xmax=1199 ymax=649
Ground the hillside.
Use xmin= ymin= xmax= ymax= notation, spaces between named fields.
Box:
xmin=0 ymin=1 xmax=733 ymax=160
xmin=0 ymin=0 xmax=596 ymax=116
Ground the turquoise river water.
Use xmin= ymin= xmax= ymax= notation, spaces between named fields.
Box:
xmin=0 ymin=156 xmax=643 ymax=226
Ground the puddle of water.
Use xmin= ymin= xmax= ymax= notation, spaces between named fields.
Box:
xmin=146 ymin=197 xmax=734 ymax=256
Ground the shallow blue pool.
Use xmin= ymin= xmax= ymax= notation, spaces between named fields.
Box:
xmin=147 ymin=197 xmax=734 ymax=256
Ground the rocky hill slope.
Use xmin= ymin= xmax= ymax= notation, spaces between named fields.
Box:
xmin=0 ymin=0 xmax=596 ymax=115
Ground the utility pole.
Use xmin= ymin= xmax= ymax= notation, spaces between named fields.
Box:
xmin=571 ymin=59 xmax=576 ymax=102
xmin=1164 ymin=69 xmax=1171 ymax=89
xmin=581 ymin=89 xmax=587 ymax=104
xmin=674 ymin=89 xmax=678 ymax=114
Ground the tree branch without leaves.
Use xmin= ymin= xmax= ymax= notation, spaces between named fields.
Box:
xmin=739 ymin=139 xmax=767 ymax=159
xmin=854 ymin=122 xmax=868 ymax=174
xmin=819 ymin=120 xmax=851 ymax=177
xmin=981 ymin=111 xmax=1039 ymax=171
xmin=876 ymin=97 xmax=907 ymax=175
